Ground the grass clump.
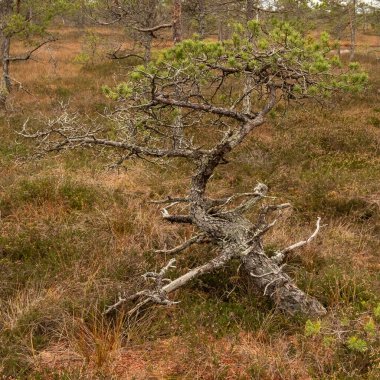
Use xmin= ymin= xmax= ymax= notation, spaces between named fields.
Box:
xmin=0 ymin=176 xmax=100 ymax=216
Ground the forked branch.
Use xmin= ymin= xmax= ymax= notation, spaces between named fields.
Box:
xmin=105 ymin=252 xmax=232 ymax=315
xmin=6 ymin=38 xmax=56 ymax=62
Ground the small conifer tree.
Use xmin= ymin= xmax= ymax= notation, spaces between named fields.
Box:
xmin=23 ymin=21 xmax=367 ymax=318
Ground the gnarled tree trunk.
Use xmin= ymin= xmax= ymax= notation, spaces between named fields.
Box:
xmin=102 ymin=104 xmax=327 ymax=318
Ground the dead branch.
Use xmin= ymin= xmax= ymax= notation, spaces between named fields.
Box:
xmin=18 ymin=126 xmax=207 ymax=160
xmin=107 ymin=44 xmax=144 ymax=61
xmin=105 ymin=252 xmax=232 ymax=315
xmin=161 ymin=213 xmax=193 ymax=224
xmin=155 ymin=233 xmax=207 ymax=255
xmin=149 ymin=196 xmax=189 ymax=205
xmin=134 ymin=23 xmax=173 ymax=34
xmin=108 ymin=51 xmax=144 ymax=61
xmin=6 ymin=38 xmax=56 ymax=62
xmin=226 ymin=183 xmax=268 ymax=215
xmin=272 ymin=217 xmax=323 ymax=264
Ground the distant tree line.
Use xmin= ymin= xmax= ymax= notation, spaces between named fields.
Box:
xmin=0 ymin=0 xmax=378 ymax=108
xmin=77 ymin=1 xmax=380 ymax=63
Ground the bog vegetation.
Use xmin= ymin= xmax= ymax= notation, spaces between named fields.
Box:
xmin=0 ymin=1 xmax=379 ymax=379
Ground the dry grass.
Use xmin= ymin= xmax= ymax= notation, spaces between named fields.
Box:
xmin=0 ymin=26 xmax=379 ymax=379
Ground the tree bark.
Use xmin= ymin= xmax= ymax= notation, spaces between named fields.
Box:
xmin=16 ymin=0 xmax=21 ymax=14
xmin=184 ymin=107 xmax=327 ymax=317
xmin=198 ymin=0 xmax=206 ymax=39
xmin=1 ymin=35 xmax=10 ymax=89
xmin=172 ymin=0 xmax=182 ymax=44
xmin=242 ymin=248 xmax=326 ymax=317
xmin=246 ymin=0 xmax=255 ymax=21
xmin=349 ymin=0 xmax=357 ymax=61
xmin=218 ymin=19 xmax=223 ymax=41
xmin=143 ymin=33 xmax=152 ymax=64
xmin=0 ymin=0 xmax=13 ymax=108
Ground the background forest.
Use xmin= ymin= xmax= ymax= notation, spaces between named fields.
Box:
xmin=0 ymin=1 xmax=380 ymax=379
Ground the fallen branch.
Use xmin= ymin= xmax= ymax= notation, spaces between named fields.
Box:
xmin=105 ymin=253 xmax=232 ymax=315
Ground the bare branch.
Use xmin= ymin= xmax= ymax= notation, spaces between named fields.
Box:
xmin=248 ymin=202 xmax=292 ymax=240
xmin=134 ymin=23 xmax=173 ymax=34
xmin=228 ymin=183 xmax=268 ymax=215
xmin=142 ymin=258 xmax=177 ymax=285
xmin=105 ymin=252 xmax=232 ymax=315
xmin=108 ymin=51 xmax=144 ymax=61
xmin=154 ymin=95 xmax=251 ymax=122
xmin=155 ymin=233 xmax=207 ymax=255
xmin=19 ymin=127 xmax=207 ymax=160
xmin=6 ymin=38 xmax=56 ymax=62
xmin=162 ymin=213 xmax=193 ymax=224
xmin=272 ymin=217 xmax=323 ymax=264
xmin=250 ymin=264 xmax=286 ymax=278
xmin=149 ymin=196 xmax=189 ymax=205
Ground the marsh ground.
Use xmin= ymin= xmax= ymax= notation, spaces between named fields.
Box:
xmin=0 ymin=27 xmax=379 ymax=379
